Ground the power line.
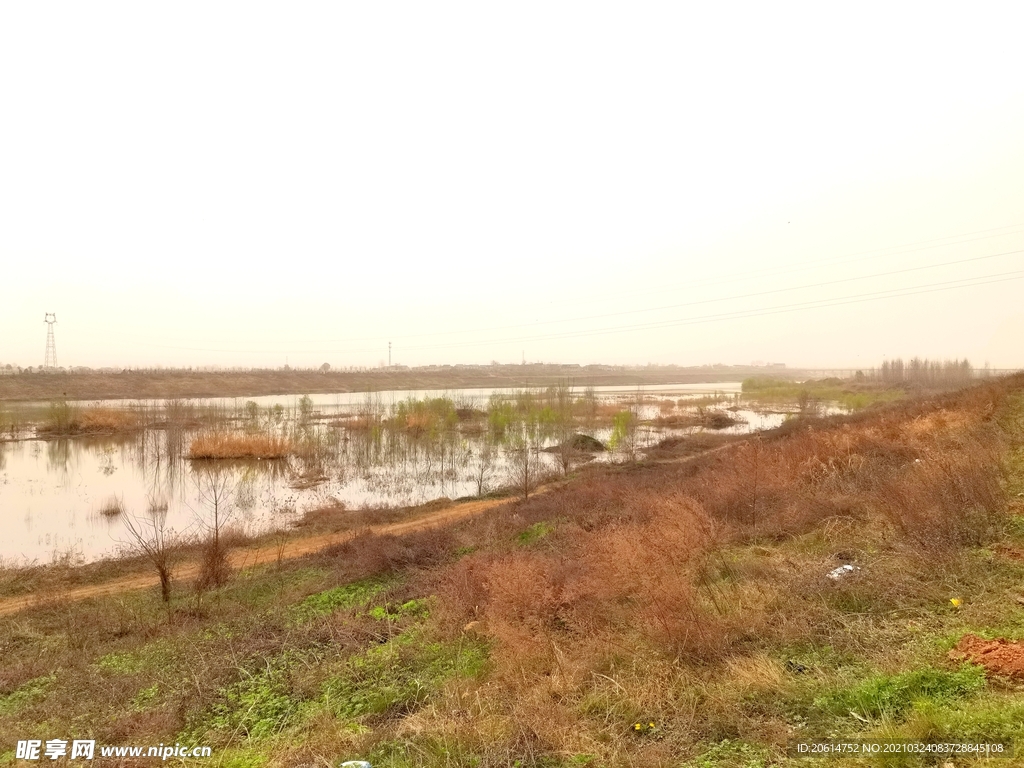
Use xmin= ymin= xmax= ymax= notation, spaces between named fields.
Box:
xmin=112 ymin=265 xmax=1024 ymax=357
xmin=368 ymin=246 xmax=1024 ymax=341
xmin=91 ymin=222 xmax=1024 ymax=360
xmin=225 ymin=225 xmax=1024 ymax=347
xmin=379 ymin=269 xmax=1024 ymax=351
xmin=134 ymin=248 xmax=1024 ymax=355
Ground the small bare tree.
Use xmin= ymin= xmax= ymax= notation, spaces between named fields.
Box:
xmin=473 ymin=436 xmax=496 ymax=496
xmin=609 ymin=389 xmax=644 ymax=462
xmin=506 ymin=418 xmax=541 ymax=500
xmin=119 ymin=499 xmax=184 ymax=603
xmin=552 ymin=380 xmax=577 ymax=476
xmin=191 ymin=468 xmax=235 ymax=591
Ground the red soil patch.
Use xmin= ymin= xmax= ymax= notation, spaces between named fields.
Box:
xmin=994 ymin=544 xmax=1024 ymax=561
xmin=950 ymin=634 xmax=1024 ymax=680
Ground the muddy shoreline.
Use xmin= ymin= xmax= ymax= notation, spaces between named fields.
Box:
xmin=0 ymin=365 xmax=793 ymax=402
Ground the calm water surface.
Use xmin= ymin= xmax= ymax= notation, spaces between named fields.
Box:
xmin=0 ymin=383 xmax=791 ymax=564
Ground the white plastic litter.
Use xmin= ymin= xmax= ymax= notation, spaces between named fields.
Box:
xmin=340 ymin=762 xmax=372 ymax=768
xmin=826 ymin=564 xmax=861 ymax=580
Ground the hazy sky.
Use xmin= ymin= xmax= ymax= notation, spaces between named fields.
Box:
xmin=2 ymin=3 xmax=1023 ymax=370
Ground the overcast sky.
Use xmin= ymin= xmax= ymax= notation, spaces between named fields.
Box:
xmin=2 ymin=3 xmax=1023 ymax=370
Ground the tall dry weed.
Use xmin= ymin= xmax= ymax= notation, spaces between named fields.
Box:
xmin=188 ymin=431 xmax=291 ymax=459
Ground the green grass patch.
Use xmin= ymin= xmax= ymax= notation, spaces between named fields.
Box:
xmin=681 ymin=739 xmax=770 ymax=768
xmin=0 ymin=673 xmax=56 ymax=715
xmin=517 ymin=521 xmax=554 ymax=545
xmin=206 ymin=664 xmax=304 ymax=741
xmin=223 ymin=566 xmax=331 ymax=610
xmin=740 ymin=377 xmax=904 ymax=410
xmin=96 ymin=650 xmax=148 ymax=674
xmin=211 ymin=748 xmax=270 ymax=768
xmin=367 ymin=597 xmax=431 ymax=622
xmin=188 ymin=625 xmax=488 ymax=749
xmin=366 ymin=737 xmax=483 ymax=768
xmin=291 ymin=577 xmax=395 ymax=623
xmin=884 ymin=693 xmax=1024 ymax=745
xmin=130 ymin=683 xmax=160 ymax=711
xmin=814 ymin=665 xmax=985 ymax=721
xmin=323 ymin=630 xmax=488 ymax=721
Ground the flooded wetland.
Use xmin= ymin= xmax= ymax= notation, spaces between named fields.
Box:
xmin=0 ymin=382 xmax=814 ymax=564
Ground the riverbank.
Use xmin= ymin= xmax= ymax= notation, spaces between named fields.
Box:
xmin=2 ymin=377 xmax=1022 ymax=767
xmin=0 ymin=365 xmax=789 ymax=402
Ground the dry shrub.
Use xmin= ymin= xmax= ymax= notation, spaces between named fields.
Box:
xmin=187 ymin=431 xmax=291 ymax=459
xmin=79 ymin=407 xmax=140 ymax=432
xmin=39 ymin=405 xmax=141 ymax=434
xmin=345 ymin=378 xmax=1022 ymax=765
xmin=194 ymin=535 xmax=231 ymax=592
xmin=405 ymin=411 xmax=433 ymax=433
xmin=436 ymin=493 xmax=726 ymax=682
xmin=319 ymin=527 xmax=457 ymax=577
xmin=421 ymin=378 xmax=1021 ymax=756
xmin=872 ymin=427 xmax=1006 ymax=550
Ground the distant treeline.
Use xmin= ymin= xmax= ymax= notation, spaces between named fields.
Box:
xmin=877 ymin=357 xmax=976 ymax=386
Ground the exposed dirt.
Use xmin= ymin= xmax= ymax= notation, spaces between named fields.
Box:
xmin=994 ymin=544 xmax=1024 ymax=561
xmin=950 ymin=633 xmax=1024 ymax=680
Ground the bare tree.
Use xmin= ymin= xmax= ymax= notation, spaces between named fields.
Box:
xmin=473 ymin=435 xmax=496 ymax=495
xmin=610 ymin=387 xmax=644 ymax=461
xmin=553 ymin=380 xmax=578 ymax=476
xmin=119 ymin=497 xmax=185 ymax=603
xmin=191 ymin=468 xmax=235 ymax=591
xmin=506 ymin=418 xmax=541 ymax=500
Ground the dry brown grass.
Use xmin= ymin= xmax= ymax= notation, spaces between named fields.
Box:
xmin=79 ymin=407 xmax=141 ymax=432
xmin=413 ymin=377 xmax=1019 ymax=759
xmin=187 ymin=431 xmax=291 ymax=459
xmin=4 ymin=376 xmax=1019 ymax=767
xmin=39 ymin=406 xmax=141 ymax=435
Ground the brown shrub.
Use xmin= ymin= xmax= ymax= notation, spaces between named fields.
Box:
xmin=435 ymin=493 xmax=726 ymax=677
xmin=194 ymin=535 xmax=231 ymax=592
xmin=318 ymin=527 xmax=457 ymax=577
xmin=872 ymin=428 xmax=1006 ymax=550
xmin=79 ymin=407 xmax=141 ymax=432
xmin=430 ymin=378 xmax=1017 ymax=683
xmin=39 ymin=406 xmax=142 ymax=435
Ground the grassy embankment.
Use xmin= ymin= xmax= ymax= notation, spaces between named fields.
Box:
xmin=741 ymin=376 xmax=907 ymax=411
xmin=3 ymin=378 xmax=1024 ymax=766
xmin=0 ymin=366 xmax=759 ymax=403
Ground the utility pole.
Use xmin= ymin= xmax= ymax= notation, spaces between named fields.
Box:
xmin=44 ymin=313 xmax=57 ymax=369
xmin=388 ymin=341 xmax=391 ymax=367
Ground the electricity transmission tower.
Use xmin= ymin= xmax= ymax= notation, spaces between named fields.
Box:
xmin=44 ymin=313 xmax=57 ymax=369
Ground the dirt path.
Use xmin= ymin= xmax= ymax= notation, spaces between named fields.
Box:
xmin=0 ymin=441 xmax=741 ymax=617
xmin=0 ymin=496 xmax=518 ymax=617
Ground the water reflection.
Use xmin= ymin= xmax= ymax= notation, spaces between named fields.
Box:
xmin=0 ymin=383 xmax=787 ymax=563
